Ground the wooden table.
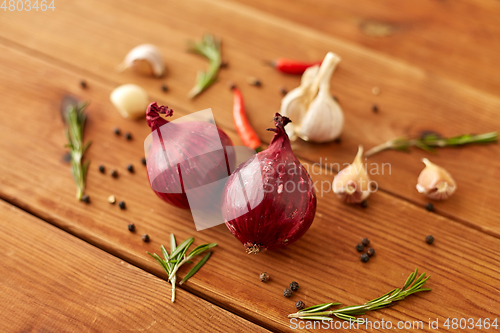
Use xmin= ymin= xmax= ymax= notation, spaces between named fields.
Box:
xmin=1 ymin=0 xmax=499 ymax=331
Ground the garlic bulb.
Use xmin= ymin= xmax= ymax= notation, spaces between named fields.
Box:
xmin=333 ymin=145 xmax=371 ymax=204
xmin=416 ymin=158 xmax=456 ymax=200
xmin=110 ymin=84 xmax=149 ymax=119
xmin=120 ymin=44 xmax=165 ymax=78
xmin=280 ymin=52 xmax=343 ymax=143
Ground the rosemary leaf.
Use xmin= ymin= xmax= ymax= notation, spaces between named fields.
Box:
xmin=170 ymin=233 xmax=177 ymax=253
xmin=300 ymin=302 xmax=341 ymax=313
xmin=169 ymin=237 xmax=194 ymax=259
xmin=179 ymin=251 xmax=212 ymax=285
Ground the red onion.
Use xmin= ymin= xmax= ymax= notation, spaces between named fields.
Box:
xmin=146 ymin=102 xmax=234 ymax=209
xmin=222 ymin=113 xmax=317 ymax=253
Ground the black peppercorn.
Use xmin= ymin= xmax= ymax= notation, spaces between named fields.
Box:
xmin=360 ymin=253 xmax=370 ymax=263
xmin=361 ymin=200 xmax=368 ymax=208
xmin=127 ymin=164 xmax=134 ymax=173
xmin=247 ymin=77 xmax=261 ymax=87
xmin=80 ymin=80 xmax=87 ymax=89
xmin=228 ymin=82 xmax=236 ymax=90
xmin=114 ymin=127 xmax=121 ymax=135
xmin=361 ymin=238 xmax=370 ymax=246
xmin=283 ymin=288 xmax=292 ymax=298
xmin=425 ymin=235 xmax=434 ymax=245
xmin=290 ymin=281 xmax=299 ymax=292
xmin=334 ymin=137 xmax=342 ymax=144
xmin=372 ymin=104 xmax=379 ymax=113
xmin=425 ymin=202 xmax=434 ymax=212
xmin=356 ymin=243 xmax=364 ymax=252
xmin=81 ymin=194 xmax=90 ymax=203
xmin=128 ymin=223 xmax=135 ymax=232
xmin=260 ymin=272 xmax=270 ymax=283
xmin=118 ymin=201 xmax=126 ymax=210
xmin=280 ymin=87 xmax=288 ymax=95
xmin=332 ymin=95 xmax=338 ymax=102
xmin=125 ymin=133 xmax=132 ymax=140
xmin=220 ymin=60 xmax=229 ymax=68
xmin=295 ymin=300 xmax=305 ymax=310
xmin=142 ymin=234 xmax=150 ymax=243
xmin=161 ymin=84 xmax=168 ymax=92
xmin=111 ymin=170 xmax=118 ymax=178
xmin=366 ymin=247 xmax=375 ymax=257
xmin=98 ymin=165 xmax=105 ymax=173
xmin=141 ymin=157 xmax=147 ymax=166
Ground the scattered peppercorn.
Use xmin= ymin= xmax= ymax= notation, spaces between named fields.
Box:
xmin=295 ymin=300 xmax=305 ymax=310
xmin=228 ymin=82 xmax=236 ymax=90
xmin=80 ymin=80 xmax=87 ymax=89
xmin=290 ymin=281 xmax=299 ymax=292
xmin=141 ymin=157 xmax=147 ymax=166
xmin=127 ymin=164 xmax=134 ymax=173
xmin=280 ymin=86 xmax=288 ymax=95
xmin=118 ymin=201 xmax=126 ymax=210
xmin=361 ymin=200 xmax=368 ymax=208
xmin=142 ymin=234 xmax=150 ymax=242
xmin=334 ymin=137 xmax=342 ymax=144
xmin=372 ymin=104 xmax=379 ymax=113
xmin=125 ymin=133 xmax=132 ymax=140
xmin=161 ymin=84 xmax=168 ymax=92
xmin=128 ymin=223 xmax=135 ymax=232
xmin=283 ymin=288 xmax=293 ymax=298
xmin=332 ymin=95 xmax=338 ymax=102
xmin=98 ymin=165 xmax=105 ymax=173
xmin=361 ymin=238 xmax=370 ymax=246
xmin=220 ymin=60 xmax=229 ymax=68
xmin=425 ymin=235 xmax=434 ymax=245
xmin=356 ymin=243 xmax=364 ymax=252
xmin=425 ymin=202 xmax=434 ymax=212
xmin=260 ymin=272 xmax=270 ymax=283
xmin=360 ymin=253 xmax=370 ymax=263
xmin=114 ymin=127 xmax=121 ymax=135
xmin=62 ymin=152 xmax=72 ymax=163
xmin=111 ymin=170 xmax=118 ymax=178
xmin=247 ymin=77 xmax=261 ymax=87
xmin=107 ymin=195 xmax=116 ymax=204
xmin=366 ymin=247 xmax=375 ymax=257
xmin=81 ymin=194 xmax=90 ymax=203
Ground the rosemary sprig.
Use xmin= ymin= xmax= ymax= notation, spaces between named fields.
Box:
xmin=365 ymin=132 xmax=498 ymax=157
xmin=187 ymin=33 xmax=222 ymax=99
xmin=148 ymin=234 xmax=217 ymax=302
xmin=64 ymin=103 xmax=91 ymax=200
xmin=288 ymin=269 xmax=431 ymax=323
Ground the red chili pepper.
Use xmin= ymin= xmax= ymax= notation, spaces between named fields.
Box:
xmin=270 ymin=58 xmax=322 ymax=75
xmin=231 ymin=86 xmax=262 ymax=152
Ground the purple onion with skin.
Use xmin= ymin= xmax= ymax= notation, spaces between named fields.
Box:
xmin=146 ymin=102 xmax=234 ymax=209
xmin=222 ymin=113 xmax=317 ymax=253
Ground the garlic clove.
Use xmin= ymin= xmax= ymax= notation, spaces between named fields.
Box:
xmin=333 ymin=145 xmax=371 ymax=204
xmin=279 ymin=87 xmax=307 ymax=140
xmin=416 ymin=158 xmax=456 ymax=200
xmin=110 ymin=84 xmax=149 ymax=119
xmin=120 ymin=44 xmax=165 ymax=78
xmin=300 ymin=65 xmax=319 ymax=87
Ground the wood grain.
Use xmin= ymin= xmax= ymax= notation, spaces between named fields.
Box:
xmin=0 ymin=0 xmax=498 ymax=235
xmin=0 ymin=44 xmax=498 ymax=332
xmin=229 ymin=0 xmax=500 ymax=96
xmin=0 ymin=200 xmax=270 ymax=333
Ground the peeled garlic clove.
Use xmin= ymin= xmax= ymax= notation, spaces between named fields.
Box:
xmin=110 ymin=84 xmax=149 ymax=119
xmin=121 ymin=44 xmax=165 ymax=78
xmin=333 ymin=145 xmax=371 ymax=204
xmin=416 ymin=158 xmax=456 ymax=200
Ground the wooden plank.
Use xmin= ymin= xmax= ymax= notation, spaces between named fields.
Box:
xmin=0 ymin=200 xmax=270 ymax=333
xmin=0 ymin=0 xmax=498 ymax=234
xmin=228 ymin=0 xmax=500 ymax=96
xmin=0 ymin=44 xmax=498 ymax=332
